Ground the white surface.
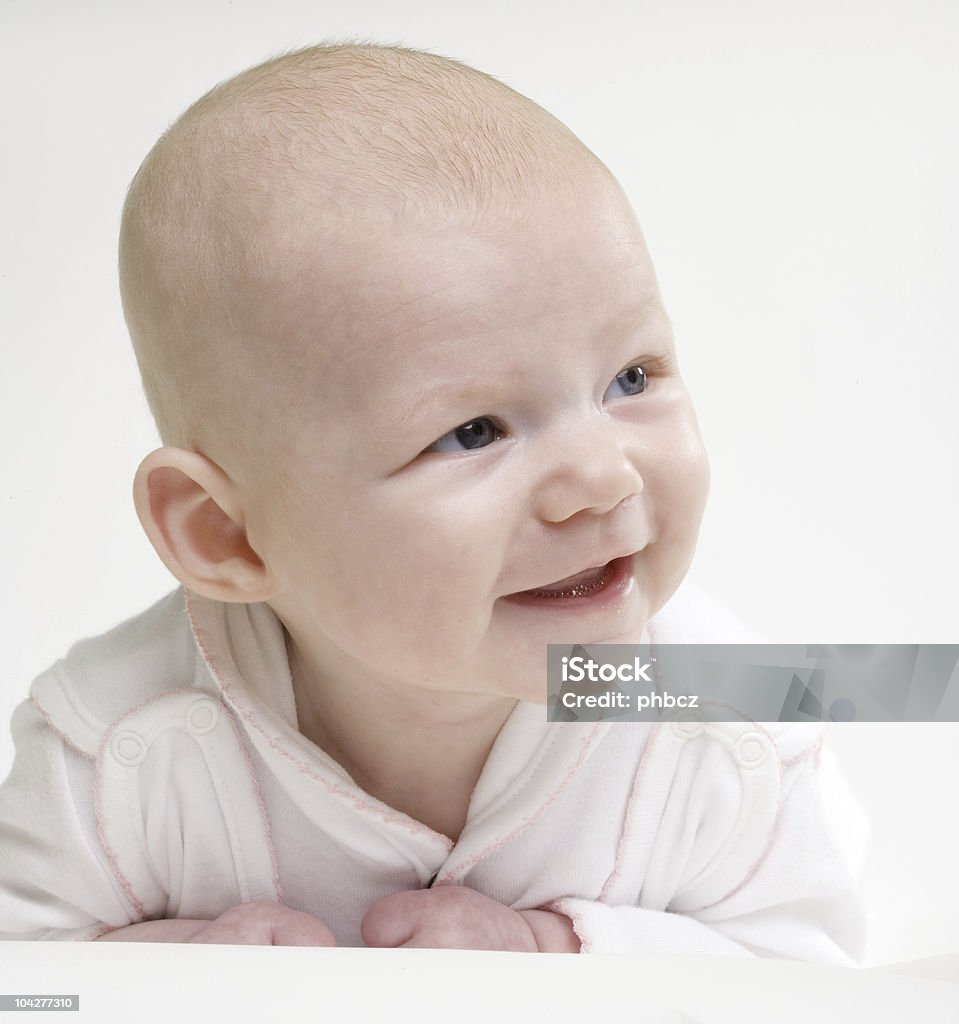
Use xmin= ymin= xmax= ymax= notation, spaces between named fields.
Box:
xmin=1 ymin=0 xmax=957 ymax=972
xmin=827 ymin=724 xmax=959 ymax=964
xmin=0 ymin=943 xmax=957 ymax=1024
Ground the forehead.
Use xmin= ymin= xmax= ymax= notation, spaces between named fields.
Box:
xmin=243 ymin=180 xmax=671 ymax=482
xmin=287 ymin=182 xmax=662 ymax=379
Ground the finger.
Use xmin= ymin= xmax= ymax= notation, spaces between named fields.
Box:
xmin=361 ymin=890 xmax=428 ymax=948
xmin=269 ymin=907 xmax=337 ymax=947
xmin=191 ymin=902 xmax=335 ymax=946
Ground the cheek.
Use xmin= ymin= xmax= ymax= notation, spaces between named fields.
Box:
xmin=373 ymin=493 xmax=507 ymax=600
xmin=287 ymin=484 xmax=508 ymax=629
xmin=646 ymin=414 xmax=710 ymax=543
xmin=675 ymin=437 xmax=710 ymax=527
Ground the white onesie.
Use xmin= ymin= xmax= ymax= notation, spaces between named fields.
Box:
xmin=0 ymin=583 xmax=865 ymax=961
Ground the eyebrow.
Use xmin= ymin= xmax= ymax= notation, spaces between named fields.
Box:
xmin=366 ymin=300 xmax=675 ymax=447
xmin=367 ymin=376 xmax=502 ymax=449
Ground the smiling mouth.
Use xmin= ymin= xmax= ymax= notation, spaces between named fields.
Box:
xmin=508 ymin=556 xmax=633 ymax=602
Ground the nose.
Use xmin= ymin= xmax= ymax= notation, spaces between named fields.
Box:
xmin=532 ymin=414 xmax=644 ymax=523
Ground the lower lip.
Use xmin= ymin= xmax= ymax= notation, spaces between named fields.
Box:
xmin=502 ymin=556 xmax=635 ymax=612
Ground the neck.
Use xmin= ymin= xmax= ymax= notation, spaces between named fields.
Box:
xmin=285 ymin=631 xmax=516 ymax=841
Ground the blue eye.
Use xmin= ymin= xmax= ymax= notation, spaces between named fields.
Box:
xmin=605 ymin=365 xmax=648 ymax=399
xmin=427 ymin=417 xmax=502 ymax=453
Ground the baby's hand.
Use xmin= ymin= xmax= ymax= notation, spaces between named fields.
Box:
xmin=361 ymin=884 xmax=579 ymax=952
xmin=96 ymin=901 xmax=336 ymax=946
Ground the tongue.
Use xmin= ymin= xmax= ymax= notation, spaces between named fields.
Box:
xmin=527 ymin=564 xmax=607 ymax=595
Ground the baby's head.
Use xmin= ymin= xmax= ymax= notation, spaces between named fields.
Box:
xmin=122 ymin=43 xmax=709 ymax=704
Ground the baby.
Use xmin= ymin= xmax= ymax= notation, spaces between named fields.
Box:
xmin=0 ymin=43 xmax=864 ymax=959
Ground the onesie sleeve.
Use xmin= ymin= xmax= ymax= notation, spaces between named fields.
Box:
xmin=548 ymin=727 xmax=866 ymax=964
xmin=0 ymin=699 xmax=138 ymax=940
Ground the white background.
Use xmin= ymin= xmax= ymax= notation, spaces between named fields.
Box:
xmin=1 ymin=0 xmax=957 ymax=965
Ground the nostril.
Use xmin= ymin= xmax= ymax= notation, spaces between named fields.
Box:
xmin=532 ymin=423 xmax=645 ymax=523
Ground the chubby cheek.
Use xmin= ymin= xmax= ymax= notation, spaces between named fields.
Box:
xmin=646 ymin=412 xmax=710 ymax=594
xmin=287 ymin=483 xmax=510 ymax=668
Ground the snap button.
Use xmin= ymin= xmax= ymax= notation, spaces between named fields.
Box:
xmin=186 ymin=698 xmax=220 ymax=736
xmin=672 ymin=711 xmax=705 ymax=739
xmin=111 ymin=730 xmax=148 ymax=766
xmin=735 ymin=731 xmax=767 ymax=768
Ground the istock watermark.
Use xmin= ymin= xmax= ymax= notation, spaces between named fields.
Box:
xmin=547 ymin=644 xmax=959 ymax=722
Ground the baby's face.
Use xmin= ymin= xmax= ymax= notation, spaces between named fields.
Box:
xmin=248 ymin=175 xmax=709 ymax=704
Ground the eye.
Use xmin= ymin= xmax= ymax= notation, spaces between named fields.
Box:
xmin=426 ymin=417 xmax=503 ymax=453
xmin=605 ymin=364 xmax=648 ymax=400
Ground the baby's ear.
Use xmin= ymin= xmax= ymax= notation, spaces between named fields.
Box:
xmin=133 ymin=447 xmax=277 ymax=603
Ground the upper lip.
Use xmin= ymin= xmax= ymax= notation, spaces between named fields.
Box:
xmin=506 ymin=545 xmax=643 ymax=596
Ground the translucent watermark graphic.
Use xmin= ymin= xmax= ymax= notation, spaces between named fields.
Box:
xmin=546 ymin=645 xmax=959 ymax=722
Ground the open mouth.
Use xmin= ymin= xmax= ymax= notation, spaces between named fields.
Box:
xmin=505 ymin=555 xmax=634 ymax=604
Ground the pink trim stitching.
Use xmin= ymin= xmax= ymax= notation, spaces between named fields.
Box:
xmin=30 ymin=695 xmax=94 ymax=759
xmin=436 ymin=723 xmax=604 ymax=883
xmin=782 ymin=729 xmax=825 ymax=767
xmin=221 ymin=707 xmax=285 ymax=904
xmin=184 ymin=590 xmax=453 ymax=850
xmin=542 ymin=898 xmax=591 ymax=954
xmin=598 ymin=723 xmax=665 ymax=901
xmin=92 ymin=685 xmax=229 ymax=923
xmin=701 ymin=719 xmax=786 ymax=905
xmin=93 ymin=740 xmax=147 ymax=921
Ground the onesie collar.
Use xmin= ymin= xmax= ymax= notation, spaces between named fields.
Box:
xmin=182 ymin=588 xmax=620 ymax=875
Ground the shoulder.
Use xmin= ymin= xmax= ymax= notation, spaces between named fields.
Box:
xmin=28 ymin=588 xmax=207 ymax=756
xmin=648 ymin=582 xmax=823 ymax=760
